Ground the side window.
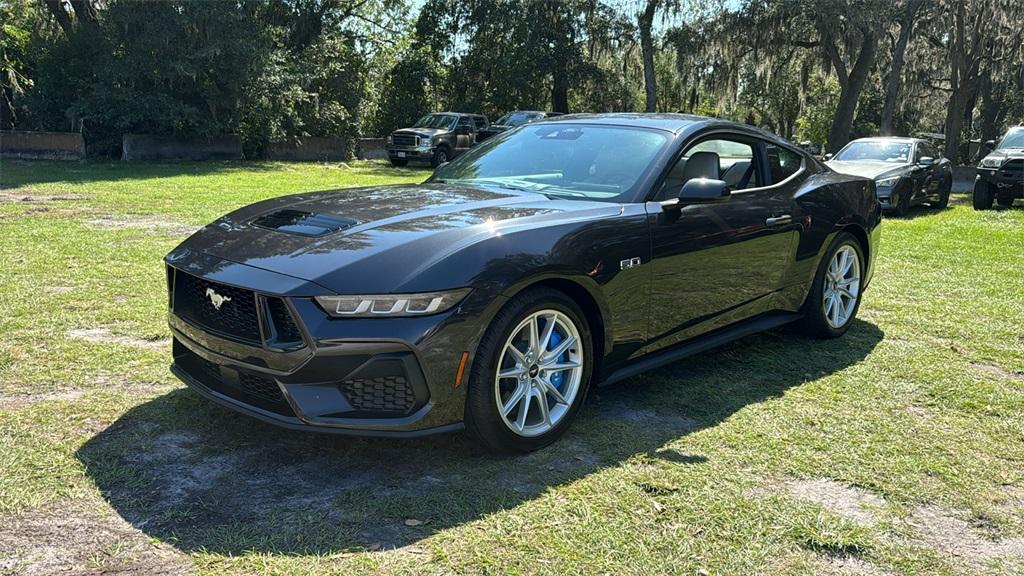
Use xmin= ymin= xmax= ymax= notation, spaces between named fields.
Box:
xmin=657 ymin=137 xmax=757 ymax=200
xmin=457 ymin=116 xmax=473 ymax=130
xmin=764 ymin=143 xmax=803 ymax=184
xmin=913 ymin=144 xmax=923 ymax=162
xmin=473 ymin=116 xmax=487 ymax=130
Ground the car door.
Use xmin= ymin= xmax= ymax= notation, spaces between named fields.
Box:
xmin=642 ymin=134 xmax=800 ymax=353
xmin=454 ymin=116 xmax=475 ymax=154
xmin=911 ymin=143 xmax=934 ymax=198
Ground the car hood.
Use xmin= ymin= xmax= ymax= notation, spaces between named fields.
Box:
xmin=394 ymin=127 xmax=449 ymax=139
xmin=826 ymin=161 xmax=910 ymax=180
xmin=984 ymin=148 xmax=1024 ymax=162
xmin=169 ymin=183 xmax=620 ymax=294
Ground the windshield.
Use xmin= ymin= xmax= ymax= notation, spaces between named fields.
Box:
xmin=413 ymin=114 xmax=457 ymax=129
xmin=834 ymin=141 xmax=912 ymax=163
xmin=997 ymin=129 xmax=1024 ymax=149
xmin=495 ymin=112 xmax=545 ymax=126
xmin=432 ymin=124 xmax=669 ymax=201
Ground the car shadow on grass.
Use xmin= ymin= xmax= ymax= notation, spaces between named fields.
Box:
xmin=76 ymin=320 xmax=883 ymax=556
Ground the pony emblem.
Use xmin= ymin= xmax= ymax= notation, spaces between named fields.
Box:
xmin=205 ymin=288 xmax=232 ymax=310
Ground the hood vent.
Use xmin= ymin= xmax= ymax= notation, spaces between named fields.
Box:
xmin=252 ymin=209 xmax=357 ymax=237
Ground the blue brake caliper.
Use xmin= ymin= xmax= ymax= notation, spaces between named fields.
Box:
xmin=548 ymin=329 xmax=565 ymax=389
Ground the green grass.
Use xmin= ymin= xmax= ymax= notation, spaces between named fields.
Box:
xmin=1 ymin=159 xmax=1022 ymax=575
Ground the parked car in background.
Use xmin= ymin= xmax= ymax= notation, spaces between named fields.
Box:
xmin=387 ymin=112 xmax=489 ymax=167
xmin=973 ymin=126 xmax=1024 ymax=210
xmin=164 ymin=113 xmax=880 ymax=452
xmin=476 ymin=111 xmax=562 ymax=141
xmin=826 ymin=137 xmax=952 ymax=216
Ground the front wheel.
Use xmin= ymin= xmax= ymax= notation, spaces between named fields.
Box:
xmin=973 ymin=179 xmax=994 ymax=210
xmin=932 ymin=177 xmax=951 ymax=209
xmin=464 ymin=288 xmax=592 ymax=453
xmin=893 ymin=189 xmax=911 ymax=217
xmin=799 ymin=232 xmax=865 ymax=339
xmin=430 ymin=146 xmax=450 ymax=168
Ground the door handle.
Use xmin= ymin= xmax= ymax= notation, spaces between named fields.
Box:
xmin=766 ymin=215 xmax=792 ymax=226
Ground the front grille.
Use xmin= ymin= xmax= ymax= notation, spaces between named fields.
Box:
xmin=340 ymin=376 xmax=416 ymax=415
xmin=174 ymin=340 xmax=293 ymax=416
xmin=173 ymin=272 xmax=261 ymax=345
xmin=391 ymin=133 xmax=418 ymax=147
xmin=1000 ymin=159 xmax=1023 ymax=181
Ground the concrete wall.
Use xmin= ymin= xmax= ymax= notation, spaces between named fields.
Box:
xmin=0 ymin=130 xmax=86 ymax=160
xmin=122 ymin=134 xmax=242 ymax=161
xmin=357 ymin=138 xmax=387 ymax=160
xmin=266 ymin=137 xmax=350 ymax=162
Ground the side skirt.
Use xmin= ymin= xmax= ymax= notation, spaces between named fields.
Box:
xmin=598 ymin=311 xmax=802 ymax=387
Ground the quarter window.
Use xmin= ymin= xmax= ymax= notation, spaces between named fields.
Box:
xmin=765 ymin=144 xmax=803 ymax=184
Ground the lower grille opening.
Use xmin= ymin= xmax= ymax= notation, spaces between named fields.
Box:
xmin=174 ymin=340 xmax=294 ymax=417
xmin=340 ymin=376 xmax=416 ymax=415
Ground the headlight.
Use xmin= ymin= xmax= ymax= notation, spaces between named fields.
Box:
xmin=315 ymin=288 xmax=471 ymax=318
xmin=386 ymin=135 xmax=393 ymax=145
xmin=979 ymin=156 xmax=1003 ymax=168
xmin=876 ymin=176 xmax=900 ymax=188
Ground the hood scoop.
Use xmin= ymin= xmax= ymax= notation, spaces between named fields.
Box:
xmin=252 ymin=209 xmax=357 ymax=237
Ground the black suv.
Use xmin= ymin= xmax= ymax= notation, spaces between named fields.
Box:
xmin=387 ymin=112 xmax=488 ymax=167
xmin=974 ymin=126 xmax=1024 ymax=209
xmin=476 ymin=111 xmax=562 ymax=141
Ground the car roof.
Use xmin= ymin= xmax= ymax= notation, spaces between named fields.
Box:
xmin=434 ymin=112 xmax=486 ymax=118
xmin=546 ymin=112 xmax=709 ymax=134
xmin=847 ymin=136 xmax=921 ymax=144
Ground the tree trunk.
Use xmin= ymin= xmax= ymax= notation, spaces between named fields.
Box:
xmin=551 ymin=72 xmax=569 ymax=113
xmin=880 ymin=0 xmax=921 ymax=135
xmin=43 ymin=0 xmax=74 ymax=36
xmin=825 ymin=29 xmax=877 ymax=153
xmin=638 ymin=0 xmax=659 ymax=113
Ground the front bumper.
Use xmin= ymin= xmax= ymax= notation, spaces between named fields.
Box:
xmin=387 ymin=145 xmax=435 ymax=161
xmin=165 ymin=256 xmax=481 ymax=436
xmin=977 ymin=165 xmax=1023 ymax=195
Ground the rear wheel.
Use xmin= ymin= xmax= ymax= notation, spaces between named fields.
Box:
xmin=799 ymin=232 xmax=864 ymax=339
xmin=464 ymin=288 xmax=592 ymax=453
xmin=973 ymin=179 xmax=994 ymax=210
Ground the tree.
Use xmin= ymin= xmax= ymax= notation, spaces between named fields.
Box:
xmin=879 ymin=0 xmax=923 ymax=135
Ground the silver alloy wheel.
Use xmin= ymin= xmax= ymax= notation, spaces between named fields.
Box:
xmin=494 ymin=309 xmax=584 ymax=437
xmin=822 ymin=244 xmax=861 ymax=329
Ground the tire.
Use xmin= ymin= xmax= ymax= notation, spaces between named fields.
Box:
xmin=464 ymin=287 xmax=593 ymax=453
xmin=932 ymin=177 xmax=951 ymax=209
xmin=430 ymin=146 xmax=450 ymax=168
xmin=389 ymin=157 xmax=408 ymax=167
xmin=973 ymin=179 xmax=994 ymax=210
xmin=893 ymin=188 xmax=911 ymax=217
xmin=799 ymin=232 xmax=865 ymax=339
xmin=996 ymin=196 xmax=1015 ymax=208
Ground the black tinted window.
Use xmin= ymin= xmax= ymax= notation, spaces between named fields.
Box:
xmin=765 ymin=144 xmax=803 ymax=184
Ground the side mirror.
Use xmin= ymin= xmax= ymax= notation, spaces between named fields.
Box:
xmin=918 ymin=156 xmax=935 ymax=166
xmin=823 ymin=153 xmax=834 ymax=161
xmin=678 ymin=178 xmax=731 ymax=202
xmin=985 ymin=140 xmax=996 ymax=148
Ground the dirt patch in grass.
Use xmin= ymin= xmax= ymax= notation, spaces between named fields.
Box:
xmin=907 ymin=505 xmax=1024 ymax=570
xmin=84 ymin=215 xmax=200 ymax=236
xmin=787 ymin=478 xmax=887 ymax=527
xmin=0 ymin=501 xmax=192 ymax=576
xmin=817 ymin=553 xmax=894 ymax=576
xmin=68 ymin=328 xmax=169 ymax=350
xmin=0 ymin=191 xmax=81 ymax=203
xmin=971 ymin=362 xmax=1024 ymax=382
xmin=0 ymin=389 xmax=85 ymax=411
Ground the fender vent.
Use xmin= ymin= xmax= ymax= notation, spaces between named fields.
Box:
xmin=253 ymin=209 xmax=357 ymax=237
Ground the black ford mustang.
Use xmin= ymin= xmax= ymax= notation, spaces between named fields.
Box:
xmin=166 ymin=114 xmax=881 ymax=452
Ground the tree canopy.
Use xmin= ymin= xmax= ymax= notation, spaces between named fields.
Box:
xmin=2 ymin=0 xmax=1021 ymax=160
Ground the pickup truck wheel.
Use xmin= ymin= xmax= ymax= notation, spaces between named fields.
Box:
xmin=431 ymin=146 xmax=450 ymax=168
xmin=973 ymin=180 xmax=994 ymax=210
xmin=389 ymin=157 xmax=408 ymax=167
